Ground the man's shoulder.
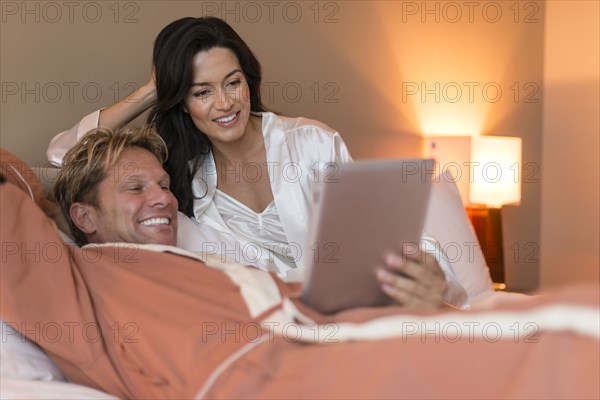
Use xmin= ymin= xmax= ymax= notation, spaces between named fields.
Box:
xmin=83 ymin=242 xmax=249 ymax=272
xmin=84 ymin=242 xmax=205 ymax=262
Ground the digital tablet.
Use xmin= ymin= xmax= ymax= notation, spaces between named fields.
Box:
xmin=301 ymin=158 xmax=434 ymax=314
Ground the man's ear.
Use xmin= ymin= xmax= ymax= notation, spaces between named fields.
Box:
xmin=69 ymin=203 xmax=97 ymax=235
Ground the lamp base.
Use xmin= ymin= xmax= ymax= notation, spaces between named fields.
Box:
xmin=466 ymin=206 xmax=505 ymax=288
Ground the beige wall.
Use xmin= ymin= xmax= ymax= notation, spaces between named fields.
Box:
xmin=1 ymin=1 xmax=550 ymax=291
xmin=540 ymin=1 xmax=600 ymax=288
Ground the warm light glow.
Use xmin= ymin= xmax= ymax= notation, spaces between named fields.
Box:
xmin=418 ymin=106 xmax=484 ymax=137
xmin=470 ymin=137 xmax=522 ymax=207
xmin=427 ymin=136 xmax=472 ymax=205
xmin=427 ymin=136 xmax=522 ymax=207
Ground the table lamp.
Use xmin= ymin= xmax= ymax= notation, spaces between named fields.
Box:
xmin=427 ymin=136 xmax=522 ymax=290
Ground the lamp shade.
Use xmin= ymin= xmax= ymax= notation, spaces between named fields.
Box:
xmin=469 ymin=137 xmax=522 ymax=207
xmin=427 ymin=136 xmax=522 ymax=207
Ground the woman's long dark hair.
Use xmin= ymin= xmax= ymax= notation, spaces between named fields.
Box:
xmin=147 ymin=17 xmax=265 ymax=216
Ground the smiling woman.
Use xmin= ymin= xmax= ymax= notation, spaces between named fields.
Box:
xmin=184 ymin=49 xmax=252 ymax=146
xmin=183 ymin=47 xmax=273 ymax=216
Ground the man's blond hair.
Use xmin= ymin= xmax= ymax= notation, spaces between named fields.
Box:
xmin=50 ymin=125 xmax=168 ymax=246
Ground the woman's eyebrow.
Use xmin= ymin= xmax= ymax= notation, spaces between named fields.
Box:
xmin=190 ymin=69 xmax=242 ymax=87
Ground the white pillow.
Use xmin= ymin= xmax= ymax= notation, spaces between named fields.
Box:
xmin=0 ymin=320 xmax=65 ymax=382
xmin=424 ymin=171 xmax=494 ymax=298
xmin=0 ymin=377 xmax=117 ymax=399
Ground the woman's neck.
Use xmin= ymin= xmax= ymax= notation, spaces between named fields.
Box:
xmin=211 ymin=114 xmax=264 ymax=165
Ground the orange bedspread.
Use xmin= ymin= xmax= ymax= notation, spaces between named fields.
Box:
xmin=1 ymin=181 xmax=598 ymax=399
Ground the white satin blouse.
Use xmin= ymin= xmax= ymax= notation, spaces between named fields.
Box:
xmin=213 ymin=189 xmax=296 ymax=271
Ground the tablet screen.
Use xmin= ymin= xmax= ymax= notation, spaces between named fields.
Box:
xmin=301 ymin=159 xmax=434 ymax=314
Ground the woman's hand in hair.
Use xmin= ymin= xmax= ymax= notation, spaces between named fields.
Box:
xmin=97 ymin=68 xmax=158 ymax=131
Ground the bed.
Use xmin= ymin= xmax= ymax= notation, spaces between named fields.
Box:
xmin=1 ymin=150 xmax=598 ymax=399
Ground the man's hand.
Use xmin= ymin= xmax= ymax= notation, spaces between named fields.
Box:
xmin=376 ymin=249 xmax=447 ymax=309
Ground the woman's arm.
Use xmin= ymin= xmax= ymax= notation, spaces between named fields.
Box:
xmin=47 ymin=76 xmax=156 ymax=166
xmin=97 ymin=76 xmax=156 ymax=131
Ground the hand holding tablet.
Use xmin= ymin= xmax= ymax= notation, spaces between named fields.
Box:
xmin=301 ymin=159 xmax=440 ymax=314
xmin=376 ymin=249 xmax=448 ymax=309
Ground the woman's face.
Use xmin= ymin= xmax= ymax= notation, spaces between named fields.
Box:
xmin=184 ymin=47 xmax=252 ymax=145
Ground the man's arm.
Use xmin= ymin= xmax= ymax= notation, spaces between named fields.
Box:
xmin=0 ymin=182 xmax=101 ymax=370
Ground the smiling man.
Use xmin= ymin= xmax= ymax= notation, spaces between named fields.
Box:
xmin=51 ymin=125 xmax=179 ymax=247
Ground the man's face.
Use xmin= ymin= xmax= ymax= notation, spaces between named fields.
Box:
xmin=81 ymin=147 xmax=178 ymax=246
